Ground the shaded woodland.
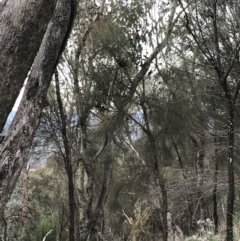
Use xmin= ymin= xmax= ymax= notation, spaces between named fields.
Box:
xmin=1 ymin=0 xmax=240 ymax=241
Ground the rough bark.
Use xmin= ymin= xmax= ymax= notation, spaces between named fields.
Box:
xmin=21 ymin=162 xmax=30 ymax=224
xmin=0 ymin=0 xmax=58 ymax=131
xmin=0 ymin=0 xmax=73 ymax=216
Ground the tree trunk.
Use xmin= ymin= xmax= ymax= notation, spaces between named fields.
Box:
xmin=80 ymin=123 xmax=95 ymax=241
xmin=213 ymin=136 xmax=219 ymax=234
xmin=191 ymin=135 xmax=208 ymax=220
xmin=173 ymin=142 xmax=194 ymax=233
xmin=226 ymin=102 xmax=235 ymax=241
xmin=89 ymin=137 xmax=113 ymax=241
xmin=0 ymin=0 xmax=73 ymax=217
xmin=140 ymin=76 xmax=168 ymax=241
xmin=148 ymin=135 xmax=168 ymax=241
xmin=0 ymin=0 xmax=57 ymax=131
xmin=67 ymin=164 xmax=75 ymax=241
xmin=155 ymin=154 xmax=168 ymax=241
xmin=196 ymin=139 xmax=207 ymax=220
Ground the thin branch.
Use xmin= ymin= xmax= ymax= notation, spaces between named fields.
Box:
xmin=92 ymin=133 xmax=108 ymax=162
xmin=222 ymin=41 xmax=240 ymax=84
xmin=112 ymin=1 xmax=180 ymax=115
xmin=194 ymin=3 xmax=215 ymax=62
xmin=126 ymin=113 xmax=149 ymax=135
xmin=212 ymin=0 xmax=222 ymax=74
xmin=73 ymin=0 xmax=106 ymax=88
xmin=42 ymin=230 xmax=53 ymax=241
xmin=178 ymin=0 xmax=215 ymax=65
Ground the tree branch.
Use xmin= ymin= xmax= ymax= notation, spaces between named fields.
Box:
xmin=92 ymin=133 xmax=108 ymax=162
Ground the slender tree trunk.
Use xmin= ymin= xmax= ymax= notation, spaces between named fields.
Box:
xmin=79 ymin=165 xmax=86 ymax=222
xmin=173 ymin=142 xmax=194 ymax=233
xmin=2 ymin=216 xmax=7 ymax=241
xmin=140 ymin=76 xmax=168 ymax=241
xmin=191 ymin=136 xmax=208 ymax=220
xmin=79 ymin=123 xmax=94 ymax=241
xmin=89 ymin=137 xmax=113 ymax=241
xmin=226 ymin=102 xmax=235 ymax=241
xmin=213 ymin=136 xmax=219 ymax=234
xmin=196 ymin=140 xmax=207 ymax=220
xmin=155 ymin=154 xmax=168 ymax=241
xmin=67 ymin=164 xmax=75 ymax=241
xmin=148 ymin=136 xmax=168 ymax=241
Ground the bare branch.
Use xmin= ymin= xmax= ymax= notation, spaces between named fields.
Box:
xmin=73 ymin=0 xmax=106 ymax=88
xmin=42 ymin=230 xmax=53 ymax=241
xmin=92 ymin=134 xmax=108 ymax=162
xmin=178 ymin=0 xmax=215 ymax=65
xmin=212 ymin=1 xmax=222 ymax=73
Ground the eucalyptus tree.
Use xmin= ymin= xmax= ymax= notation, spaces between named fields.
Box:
xmin=82 ymin=2 xmax=180 ymax=241
xmin=0 ymin=0 xmax=181 ymax=240
xmin=37 ymin=2 xmax=180 ymax=241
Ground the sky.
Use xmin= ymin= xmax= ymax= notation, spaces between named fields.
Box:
xmin=12 ymin=84 xmax=25 ymax=111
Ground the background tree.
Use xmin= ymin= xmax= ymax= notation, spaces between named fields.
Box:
xmin=177 ymin=1 xmax=240 ymax=240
